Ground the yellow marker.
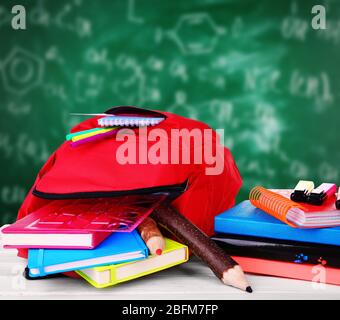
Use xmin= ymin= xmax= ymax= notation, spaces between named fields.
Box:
xmin=71 ymin=128 xmax=115 ymax=142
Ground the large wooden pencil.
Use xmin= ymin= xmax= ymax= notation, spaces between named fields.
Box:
xmin=151 ymin=204 xmax=252 ymax=293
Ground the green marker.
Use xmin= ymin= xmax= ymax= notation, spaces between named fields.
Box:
xmin=66 ymin=128 xmax=102 ymax=141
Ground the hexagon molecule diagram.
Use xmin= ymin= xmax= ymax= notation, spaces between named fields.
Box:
xmin=169 ymin=13 xmax=225 ymax=55
xmin=1 ymin=47 xmax=44 ymax=95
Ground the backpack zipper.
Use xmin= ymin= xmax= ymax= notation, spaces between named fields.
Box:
xmin=32 ymin=181 xmax=188 ymax=200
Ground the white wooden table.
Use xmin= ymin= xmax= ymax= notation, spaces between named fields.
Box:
xmin=0 ymin=249 xmax=339 ymax=300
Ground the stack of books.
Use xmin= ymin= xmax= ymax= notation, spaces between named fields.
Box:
xmin=0 ymin=195 xmax=188 ymax=288
xmin=213 ymin=185 xmax=340 ymax=286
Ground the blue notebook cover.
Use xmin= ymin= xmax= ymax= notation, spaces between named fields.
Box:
xmin=28 ymin=230 xmax=148 ymax=277
xmin=215 ymin=200 xmax=340 ymax=246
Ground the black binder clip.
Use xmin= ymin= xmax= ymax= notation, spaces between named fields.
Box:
xmin=308 ymin=191 xmax=327 ymax=206
xmin=336 ymin=187 xmax=340 ymax=210
xmin=307 ymin=183 xmax=336 ymax=206
xmin=290 ymin=180 xmax=314 ymax=202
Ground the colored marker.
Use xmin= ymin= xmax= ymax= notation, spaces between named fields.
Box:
xmin=336 ymin=187 xmax=340 ymax=210
xmin=71 ymin=128 xmax=119 ymax=148
xmin=290 ymin=180 xmax=314 ymax=202
xmin=308 ymin=183 xmax=337 ymax=205
xmin=66 ymin=128 xmax=103 ymax=141
xmin=71 ymin=128 xmax=115 ymax=142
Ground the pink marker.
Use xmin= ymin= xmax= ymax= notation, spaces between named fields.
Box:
xmin=308 ymin=183 xmax=337 ymax=205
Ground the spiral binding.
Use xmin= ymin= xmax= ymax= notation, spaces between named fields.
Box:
xmin=98 ymin=116 xmax=164 ymax=127
xmin=249 ymin=186 xmax=305 ymax=227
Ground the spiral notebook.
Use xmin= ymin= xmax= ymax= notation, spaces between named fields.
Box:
xmin=249 ymin=186 xmax=340 ymax=228
xmin=70 ymin=111 xmax=165 ymax=127
xmin=214 ymin=200 xmax=340 ymax=245
xmin=98 ymin=116 xmax=164 ymax=127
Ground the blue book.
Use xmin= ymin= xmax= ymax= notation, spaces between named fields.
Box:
xmin=214 ymin=200 xmax=340 ymax=246
xmin=28 ymin=230 xmax=148 ymax=277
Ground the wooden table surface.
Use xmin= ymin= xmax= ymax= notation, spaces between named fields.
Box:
xmin=0 ymin=249 xmax=339 ymax=300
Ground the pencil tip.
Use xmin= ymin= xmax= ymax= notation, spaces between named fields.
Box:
xmin=246 ymin=286 xmax=253 ymax=293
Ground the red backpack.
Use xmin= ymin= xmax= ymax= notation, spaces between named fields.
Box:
xmin=16 ymin=106 xmax=242 ymax=258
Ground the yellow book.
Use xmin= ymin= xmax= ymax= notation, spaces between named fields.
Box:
xmin=76 ymin=238 xmax=188 ymax=288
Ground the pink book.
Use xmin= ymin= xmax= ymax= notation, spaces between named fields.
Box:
xmin=234 ymin=256 xmax=340 ymax=286
xmin=0 ymin=211 xmax=110 ymax=249
xmin=1 ymin=194 xmax=165 ymax=249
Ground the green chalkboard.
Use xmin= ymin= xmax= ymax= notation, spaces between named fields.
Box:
xmin=0 ymin=0 xmax=339 ymax=224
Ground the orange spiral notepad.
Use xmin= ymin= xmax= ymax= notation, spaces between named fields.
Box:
xmin=249 ymin=186 xmax=340 ymax=228
xmin=249 ymin=186 xmax=304 ymax=227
